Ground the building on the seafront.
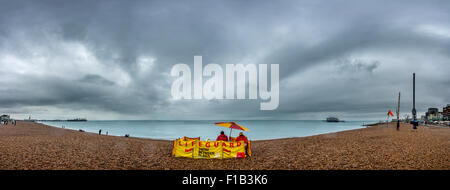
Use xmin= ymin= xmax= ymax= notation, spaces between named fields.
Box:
xmin=443 ymin=104 xmax=450 ymax=121
xmin=420 ymin=105 xmax=449 ymax=123
xmin=0 ymin=114 xmax=10 ymax=121
xmin=425 ymin=108 xmax=439 ymax=121
xmin=420 ymin=115 xmax=426 ymax=121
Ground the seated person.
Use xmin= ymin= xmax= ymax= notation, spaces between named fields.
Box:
xmin=216 ymin=131 xmax=229 ymax=141
xmin=235 ymin=132 xmax=248 ymax=144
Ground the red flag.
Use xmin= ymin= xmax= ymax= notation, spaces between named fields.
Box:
xmin=387 ymin=110 xmax=394 ymax=117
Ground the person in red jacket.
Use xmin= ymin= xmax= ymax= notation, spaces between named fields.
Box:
xmin=235 ymin=132 xmax=248 ymax=144
xmin=216 ymin=131 xmax=229 ymax=141
xmin=236 ymin=132 xmax=249 ymax=157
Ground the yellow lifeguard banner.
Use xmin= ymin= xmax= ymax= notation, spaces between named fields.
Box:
xmin=172 ymin=138 xmax=251 ymax=159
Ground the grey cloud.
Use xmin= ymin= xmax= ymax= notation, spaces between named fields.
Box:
xmin=79 ymin=74 xmax=115 ymax=86
xmin=0 ymin=0 xmax=449 ymax=120
xmin=336 ymin=59 xmax=379 ymax=74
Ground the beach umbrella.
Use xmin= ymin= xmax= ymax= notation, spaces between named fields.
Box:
xmin=215 ymin=122 xmax=249 ymax=138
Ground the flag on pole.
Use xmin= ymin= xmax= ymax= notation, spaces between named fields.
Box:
xmin=387 ymin=110 xmax=394 ymax=117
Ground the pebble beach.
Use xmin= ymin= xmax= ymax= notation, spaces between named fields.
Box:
xmin=0 ymin=121 xmax=449 ymax=170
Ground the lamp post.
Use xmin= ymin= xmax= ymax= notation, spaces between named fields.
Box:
xmin=396 ymin=92 xmax=400 ymax=130
xmin=411 ymin=73 xmax=418 ymax=129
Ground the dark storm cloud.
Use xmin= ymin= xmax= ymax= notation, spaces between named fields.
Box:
xmin=79 ymin=74 xmax=115 ymax=86
xmin=0 ymin=0 xmax=449 ymax=119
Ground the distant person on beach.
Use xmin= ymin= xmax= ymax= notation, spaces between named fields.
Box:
xmin=235 ymin=132 xmax=248 ymax=144
xmin=99 ymin=129 xmax=102 ymax=135
xmin=216 ymin=131 xmax=229 ymax=141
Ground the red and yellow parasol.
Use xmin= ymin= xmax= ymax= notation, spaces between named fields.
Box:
xmin=215 ymin=122 xmax=249 ymax=138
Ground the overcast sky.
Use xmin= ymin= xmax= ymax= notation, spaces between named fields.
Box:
xmin=0 ymin=0 xmax=449 ymax=120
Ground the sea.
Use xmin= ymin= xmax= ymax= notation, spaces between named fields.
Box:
xmin=40 ymin=120 xmax=375 ymax=141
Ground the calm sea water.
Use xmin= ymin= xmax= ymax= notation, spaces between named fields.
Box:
xmin=40 ymin=120 xmax=373 ymax=140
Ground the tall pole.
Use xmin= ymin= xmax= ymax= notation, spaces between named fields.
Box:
xmin=411 ymin=73 xmax=418 ymax=129
xmin=396 ymin=92 xmax=401 ymax=130
xmin=386 ymin=113 xmax=389 ymax=128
